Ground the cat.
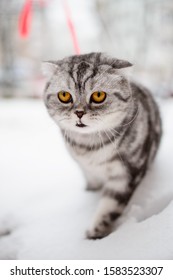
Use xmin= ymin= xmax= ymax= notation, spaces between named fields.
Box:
xmin=42 ymin=52 xmax=162 ymax=239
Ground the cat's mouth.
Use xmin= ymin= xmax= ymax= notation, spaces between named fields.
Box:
xmin=76 ymin=121 xmax=87 ymax=128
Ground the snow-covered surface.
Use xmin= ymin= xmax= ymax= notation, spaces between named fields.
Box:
xmin=0 ymin=98 xmax=173 ymax=260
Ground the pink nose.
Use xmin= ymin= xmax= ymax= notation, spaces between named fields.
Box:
xmin=75 ymin=110 xmax=85 ymax=119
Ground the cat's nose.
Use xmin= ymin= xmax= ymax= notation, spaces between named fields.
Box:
xmin=74 ymin=110 xmax=85 ymax=119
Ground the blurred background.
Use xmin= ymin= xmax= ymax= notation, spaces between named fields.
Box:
xmin=0 ymin=0 xmax=173 ymax=98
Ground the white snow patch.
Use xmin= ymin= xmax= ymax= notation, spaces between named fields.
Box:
xmin=0 ymin=98 xmax=173 ymax=259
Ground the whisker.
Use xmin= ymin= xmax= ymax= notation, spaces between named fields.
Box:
xmin=120 ymin=107 xmax=139 ymax=127
xmin=97 ymin=117 xmax=122 ymax=136
xmin=108 ymin=126 xmax=122 ymax=136
xmin=59 ymin=117 xmax=69 ymax=122
xmin=91 ymin=132 xmax=97 ymax=151
xmin=98 ymin=131 xmax=107 ymax=164
xmin=96 ymin=117 xmax=126 ymax=169
xmin=104 ymin=128 xmax=126 ymax=170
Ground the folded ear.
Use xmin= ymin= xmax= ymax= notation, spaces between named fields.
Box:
xmin=41 ymin=61 xmax=60 ymax=78
xmin=100 ymin=53 xmax=133 ymax=69
xmin=111 ymin=59 xmax=133 ymax=69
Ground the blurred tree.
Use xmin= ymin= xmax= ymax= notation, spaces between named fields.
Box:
xmin=1 ymin=0 xmax=173 ymax=98
xmin=0 ymin=0 xmax=19 ymax=97
xmin=96 ymin=0 xmax=173 ymax=97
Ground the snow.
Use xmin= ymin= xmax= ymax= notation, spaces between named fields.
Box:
xmin=0 ymin=98 xmax=173 ymax=260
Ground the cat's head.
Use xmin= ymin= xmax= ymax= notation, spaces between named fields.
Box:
xmin=43 ymin=52 xmax=133 ymax=134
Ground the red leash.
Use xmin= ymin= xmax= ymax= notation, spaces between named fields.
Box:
xmin=18 ymin=0 xmax=80 ymax=54
xmin=18 ymin=0 xmax=33 ymax=38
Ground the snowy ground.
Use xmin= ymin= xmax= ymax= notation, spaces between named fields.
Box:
xmin=0 ymin=98 xmax=173 ymax=260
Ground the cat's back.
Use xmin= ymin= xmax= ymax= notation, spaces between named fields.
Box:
xmin=130 ymin=81 xmax=161 ymax=127
xmin=127 ymin=80 xmax=162 ymax=163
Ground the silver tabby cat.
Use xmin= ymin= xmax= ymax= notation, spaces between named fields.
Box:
xmin=43 ymin=52 xmax=162 ymax=239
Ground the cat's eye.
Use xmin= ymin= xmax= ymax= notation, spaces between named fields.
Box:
xmin=90 ymin=91 xmax=106 ymax=103
xmin=58 ymin=91 xmax=72 ymax=103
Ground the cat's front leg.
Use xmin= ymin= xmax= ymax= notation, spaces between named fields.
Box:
xmin=86 ymin=174 xmax=132 ymax=239
xmin=85 ymin=173 xmax=103 ymax=192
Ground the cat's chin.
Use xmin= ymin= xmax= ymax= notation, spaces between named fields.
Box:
xmin=75 ymin=126 xmax=90 ymax=133
xmin=71 ymin=124 xmax=94 ymax=134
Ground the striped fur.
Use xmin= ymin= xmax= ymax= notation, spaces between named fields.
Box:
xmin=43 ymin=53 xmax=162 ymax=239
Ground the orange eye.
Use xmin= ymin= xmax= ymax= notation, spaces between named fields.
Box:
xmin=90 ymin=91 xmax=106 ymax=103
xmin=58 ymin=91 xmax=72 ymax=103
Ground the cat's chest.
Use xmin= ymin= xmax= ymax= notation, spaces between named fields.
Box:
xmin=66 ymin=138 xmax=118 ymax=167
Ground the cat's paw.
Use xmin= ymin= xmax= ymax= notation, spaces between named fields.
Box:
xmin=86 ymin=218 xmax=114 ymax=240
xmin=86 ymin=224 xmax=112 ymax=240
xmin=86 ymin=211 xmax=121 ymax=239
